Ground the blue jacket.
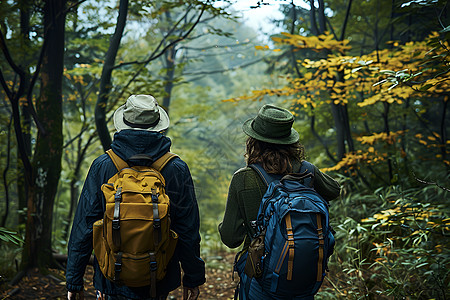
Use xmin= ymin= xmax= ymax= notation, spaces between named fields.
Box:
xmin=66 ymin=130 xmax=205 ymax=298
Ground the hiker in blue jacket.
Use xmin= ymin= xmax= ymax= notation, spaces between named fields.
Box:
xmin=219 ymin=104 xmax=341 ymax=299
xmin=66 ymin=95 xmax=205 ymax=300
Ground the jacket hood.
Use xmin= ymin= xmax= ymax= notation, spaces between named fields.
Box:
xmin=111 ymin=129 xmax=172 ymax=165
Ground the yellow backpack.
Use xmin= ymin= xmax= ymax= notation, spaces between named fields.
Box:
xmin=93 ymin=149 xmax=178 ymax=297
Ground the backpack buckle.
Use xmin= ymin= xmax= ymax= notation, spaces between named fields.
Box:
xmin=114 ymin=187 xmax=122 ymax=201
xmin=151 ymin=188 xmax=159 ymax=203
xmin=115 ymin=261 xmax=122 ymax=273
xmin=153 ymin=218 xmax=161 ymax=229
xmin=112 ymin=219 xmax=120 ymax=230
xmin=150 ymin=261 xmax=157 ymax=272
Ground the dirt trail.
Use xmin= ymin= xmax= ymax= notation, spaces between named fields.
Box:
xmin=0 ymin=252 xmax=237 ymax=300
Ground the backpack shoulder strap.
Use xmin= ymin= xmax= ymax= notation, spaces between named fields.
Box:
xmin=152 ymin=152 xmax=179 ymax=172
xmin=299 ymin=160 xmax=315 ymax=187
xmin=300 ymin=160 xmax=315 ymax=174
xmin=248 ymin=164 xmax=278 ymax=187
xmin=106 ymin=149 xmax=129 ymax=171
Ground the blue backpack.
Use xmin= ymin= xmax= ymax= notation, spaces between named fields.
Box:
xmin=247 ymin=162 xmax=335 ymax=298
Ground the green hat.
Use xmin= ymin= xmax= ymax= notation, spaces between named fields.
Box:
xmin=242 ymin=104 xmax=299 ymax=144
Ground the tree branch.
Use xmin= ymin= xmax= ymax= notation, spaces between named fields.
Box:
xmin=413 ymin=172 xmax=450 ymax=192
xmin=1 ymin=114 xmax=12 ymax=227
xmin=110 ymin=4 xmax=207 ymax=107
xmin=112 ymin=4 xmax=205 ymax=71
xmin=26 ymin=37 xmax=48 ymax=136
xmin=339 ymin=0 xmax=353 ymax=41
xmin=180 ymin=41 xmax=251 ymax=51
xmin=183 ymin=57 xmax=264 ymax=76
xmin=0 ymin=31 xmax=33 ymax=184
xmin=65 ymin=0 xmax=88 ymax=14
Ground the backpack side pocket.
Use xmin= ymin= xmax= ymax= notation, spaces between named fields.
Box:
xmin=93 ymin=219 xmax=108 ymax=274
xmin=244 ymin=229 xmax=265 ymax=278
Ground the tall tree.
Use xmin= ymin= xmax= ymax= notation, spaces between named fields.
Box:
xmin=18 ymin=0 xmax=33 ymax=226
xmin=95 ymin=0 xmax=129 ymax=151
xmin=22 ymin=0 xmax=67 ymax=269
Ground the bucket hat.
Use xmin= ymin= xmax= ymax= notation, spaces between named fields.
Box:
xmin=242 ymin=104 xmax=299 ymax=144
xmin=113 ymin=95 xmax=169 ymax=132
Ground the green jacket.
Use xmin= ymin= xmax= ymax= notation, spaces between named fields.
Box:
xmin=218 ymin=161 xmax=341 ymax=251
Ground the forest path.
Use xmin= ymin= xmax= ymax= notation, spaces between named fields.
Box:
xmin=0 ymin=251 xmax=236 ymax=300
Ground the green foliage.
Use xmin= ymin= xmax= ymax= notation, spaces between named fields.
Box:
xmin=321 ymin=181 xmax=449 ymax=299
xmin=0 ymin=243 xmax=22 ymax=280
xmin=0 ymin=228 xmax=23 ymax=279
xmin=0 ymin=227 xmax=23 ymax=246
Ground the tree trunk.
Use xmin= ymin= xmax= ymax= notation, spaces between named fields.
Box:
xmin=317 ymin=0 xmax=326 ymax=33
xmin=312 ymin=0 xmax=354 ymax=160
xmin=309 ymin=0 xmax=319 ymax=35
xmin=331 ymin=103 xmax=346 ymax=160
xmin=63 ymin=132 xmax=95 ymax=242
xmin=290 ymin=1 xmax=301 ymax=77
xmin=22 ymin=0 xmax=66 ymax=270
xmin=18 ymin=0 xmax=33 ymax=225
xmin=95 ymin=0 xmax=128 ymax=151
xmin=440 ymin=97 xmax=449 ymax=174
xmin=382 ymin=102 xmax=393 ymax=181
xmin=1 ymin=117 xmax=12 ymax=227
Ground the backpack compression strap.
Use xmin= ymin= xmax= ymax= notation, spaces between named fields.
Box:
xmin=105 ymin=150 xmax=127 ymax=249
xmin=316 ymin=214 xmax=324 ymax=281
xmin=285 ymin=213 xmax=295 ymax=281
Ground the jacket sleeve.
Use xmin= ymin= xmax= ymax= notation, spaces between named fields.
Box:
xmin=313 ymin=165 xmax=341 ymax=201
xmin=218 ymin=172 xmax=247 ymax=249
xmin=65 ymin=158 xmax=107 ymax=292
xmin=165 ymin=159 xmax=206 ymax=288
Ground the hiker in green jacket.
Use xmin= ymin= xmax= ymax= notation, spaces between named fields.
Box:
xmin=218 ymin=104 xmax=341 ymax=299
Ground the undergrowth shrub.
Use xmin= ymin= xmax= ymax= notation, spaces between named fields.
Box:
xmin=0 ymin=227 xmax=23 ymax=281
xmin=320 ymin=179 xmax=449 ymax=299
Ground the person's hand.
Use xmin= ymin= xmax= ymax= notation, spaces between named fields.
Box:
xmin=67 ymin=290 xmax=84 ymax=300
xmin=183 ymin=286 xmax=200 ymax=300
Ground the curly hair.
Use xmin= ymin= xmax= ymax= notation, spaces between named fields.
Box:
xmin=245 ymin=137 xmax=305 ymax=174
